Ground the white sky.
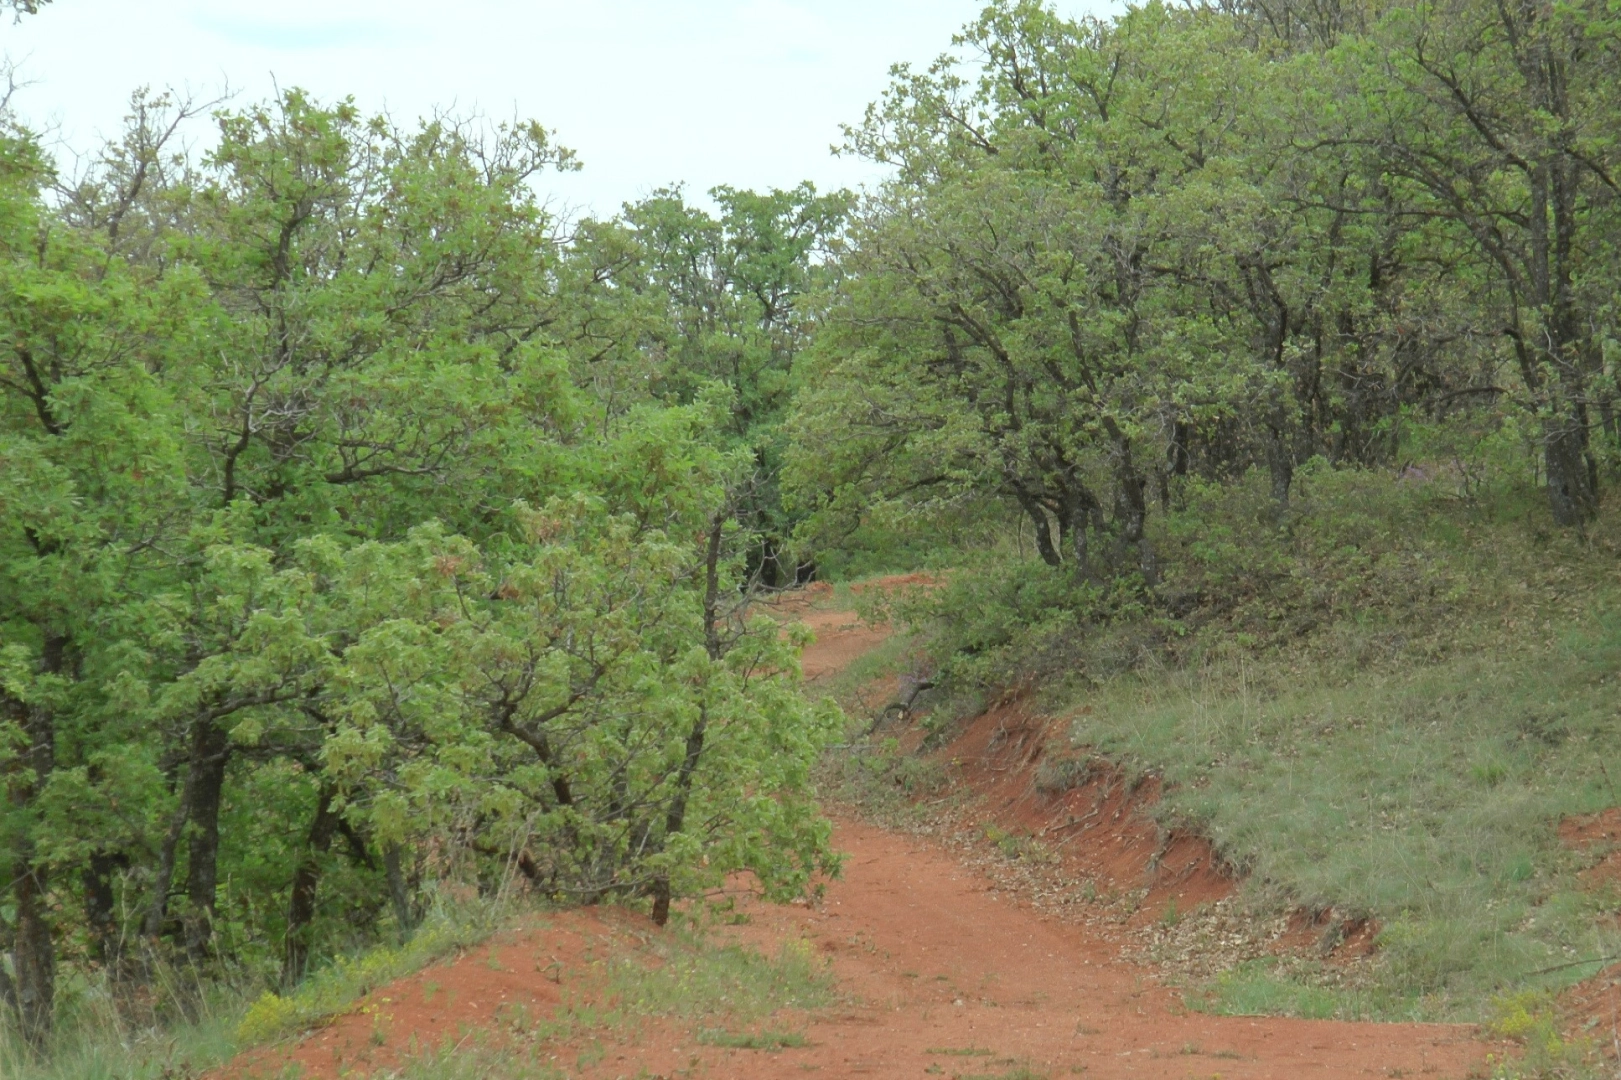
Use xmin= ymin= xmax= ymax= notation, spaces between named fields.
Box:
xmin=0 ymin=0 xmax=1119 ymax=218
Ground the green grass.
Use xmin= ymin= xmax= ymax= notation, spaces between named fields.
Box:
xmin=1188 ymin=959 xmax=1391 ymax=1020
xmin=375 ymin=928 xmax=833 ymax=1077
xmin=388 ymin=1040 xmax=569 ymax=1079
xmin=596 ymin=931 xmax=833 ymax=1022
xmin=1069 ymin=616 xmax=1621 ymax=1017
xmin=1012 ymin=471 xmax=1621 ymax=1020
xmin=869 ymin=463 xmax=1621 ymax=1023
xmin=0 ymin=888 xmax=534 ymax=1080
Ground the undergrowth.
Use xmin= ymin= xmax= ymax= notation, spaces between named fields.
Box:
xmin=0 ymin=886 xmax=523 ymax=1080
xmin=0 ymin=893 xmax=833 ymax=1080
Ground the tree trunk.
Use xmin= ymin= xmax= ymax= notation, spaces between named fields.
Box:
xmin=12 ymin=857 xmax=53 ymax=1053
xmin=84 ymin=851 xmax=128 ymax=972
xmin=281 ymin=784 xmax=340 ymax=988
xmin=1106 ymin=429 xmax=1158 ymax=587
xmin=652 ymin=518 xmax=726 ymax=927
xmin=1545 ymin=415 xmax=1598 ymax=526
xmin=1264 ymin=424 xmax=1293 ymax=508
xmin=651 ymin=703 xmax=708 ymax=928
xmin=144 ymin=803 xmax=187 ymax=945
xmin=7 ymin=631 xmax=64 ymax=1053
xmin=182 ymin=719 xmax=231 ymax=962
xmin=383 ymin=843 xmax=417 ymax=940
xmin=1061 ymin=487 xmax=1102 ymax=580
xmin=1012 ymin=489 xmax=1061 ymax=567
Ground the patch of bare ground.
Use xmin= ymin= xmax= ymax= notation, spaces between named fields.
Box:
xmin=1561 ymin=808 xmax=1621 ymax=891
xmin=225 ymin=909 xmax=617 ymax=1079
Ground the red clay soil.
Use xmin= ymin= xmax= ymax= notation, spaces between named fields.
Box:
xmin=1561 ymin=808 xmax=1621 ymax=890
xmin=1272 ymin=909 xmax=1382 ymax=962
xmin=229 ymin=577 xmax=1497 ymax=1079
xmin=937 ymin=698 xmax=1234 ymax=927
xmin=772 ymin=581 xmax=896 ymax=684
xmin=1555 ymin=809 xmax=1621 ymax=1047
xmin=929 ymin=695 xmax=1385 ymax=964
xmin=233 ymin=821 xmax=1491 ymax=1080
xmin=231 ymin=910 xmax=616 ymax=1079
xmin=699 ymin=819 xmax=1489 ymax=1080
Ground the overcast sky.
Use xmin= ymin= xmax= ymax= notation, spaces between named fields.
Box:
xmin=0 ymin=0 xmax=1120 ymax=217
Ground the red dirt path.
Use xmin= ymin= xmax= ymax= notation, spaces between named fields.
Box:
xmin=232 ymin=576 xmax=1497 ymax=1079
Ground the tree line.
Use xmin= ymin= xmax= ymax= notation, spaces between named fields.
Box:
xmin=0 ymin=87 xmax=846 ymax=1052
xmin=786 ymin=0 xmax=1621 ymax=578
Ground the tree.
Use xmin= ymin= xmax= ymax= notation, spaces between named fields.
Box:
xmin=1325 ymin=0 xmax=1621 ymax=524
xmin=790 ymin=4 xmax=1269 ymax=581
xmin=0 ymin=87 xmax=843 ymax=1048
xmin=625 ymin=184 xmax=851 ymax=586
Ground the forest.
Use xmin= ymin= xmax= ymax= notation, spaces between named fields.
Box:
xmin=1 ymin=0 xmax=1620 ymax=1072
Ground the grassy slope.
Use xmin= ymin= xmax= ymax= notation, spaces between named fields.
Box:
xmin=896 ymin=465 xmax=1621 ymax=1022
xmin=1110 ymin=478 xmax=1621 ymax=1019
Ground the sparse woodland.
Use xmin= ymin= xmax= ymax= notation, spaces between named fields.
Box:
xmin=3 ymin=0 xmax=1621 ymax=1068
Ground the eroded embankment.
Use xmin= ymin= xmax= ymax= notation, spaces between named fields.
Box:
xmin=896 ymin=692 xmax=1381 ymax=970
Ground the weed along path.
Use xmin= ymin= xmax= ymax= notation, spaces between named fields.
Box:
xmin=236 ymin=578 xmax=1495 ymax=1079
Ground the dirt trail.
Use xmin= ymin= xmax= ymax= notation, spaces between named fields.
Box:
xmin=239 ymin=576 xmax=1498 ymax=1079
xmin=702 ymin=821 xmax=1484 ymax=1078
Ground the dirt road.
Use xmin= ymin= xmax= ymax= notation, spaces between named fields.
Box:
xmin=243 ymin=579 xmax=1497 ymax=1079
xmin=696 ymin=816 xmax=1486 ymax=1078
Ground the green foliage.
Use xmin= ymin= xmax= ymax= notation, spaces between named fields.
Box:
xmin=233 ymin=886 xmax=515 ymax=1045
xmin=789 ymin=0 xmax=1621 ymax=581
xmin=623 ymin=182 xmax=851 ymax=586
xmin=8 ymin=0 xmax=1621 ymax=1060
xmin=0 ymin=84 xmax=842 ymax=1055
xmin=857 ymin=436 xmax=1621 ymax=1017
xmin=1485 ymin=990 xmax=1606 ymax=1079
